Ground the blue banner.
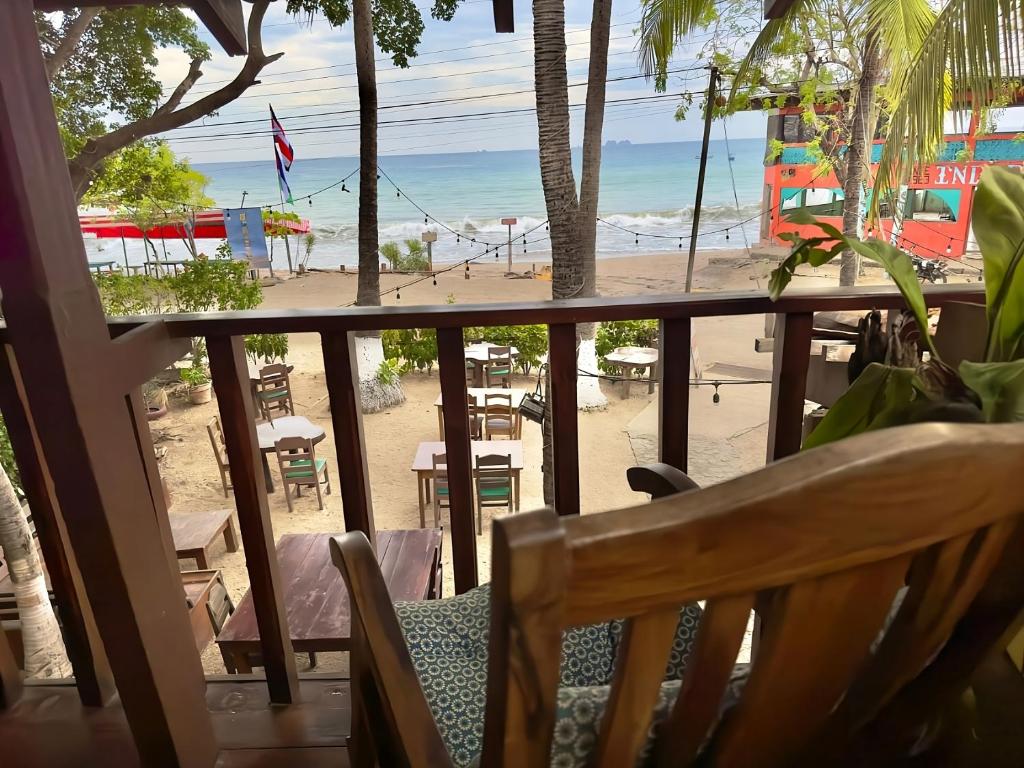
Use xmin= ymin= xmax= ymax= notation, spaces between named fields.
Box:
xmin=223 ymin=207 xmax=270 ymax=269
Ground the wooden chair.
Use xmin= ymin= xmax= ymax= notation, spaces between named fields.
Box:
xmin=484 ymin=346 xmax=512 ymax=388
xmin=482 ymin=392 xmax=515 ymax=440
xmin=330 ymin=423 xmax=1024 ymax=768
xmin=257 ymin=363 xmax=294 ymax=422
xmin=467 ymin=394 xmax=483 ymax=440
xmin=473 ymin=453 xmax=513 ymax=535
xmin=206 ymin=416 xmax=231 ymax=497
xmin=431 ymin=452 xmax=450 ymax=528
xmin=274 ymin=436 xmax=330 ymax=512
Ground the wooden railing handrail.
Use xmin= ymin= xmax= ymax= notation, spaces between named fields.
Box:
xmin=75 ymin=283 xmax=985 ymax=337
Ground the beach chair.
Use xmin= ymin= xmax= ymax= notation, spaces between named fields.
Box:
xmin=206 ymin=416 xmax=232 ymax=497
xmin=329 ymin=423 xmax=1024 ymax=767
xmin=431 ymin=452 xmax=450 ymax=528
xmin=473 ymin=453 xmax=513 ymax=534
xmin=484 ymin=346 xmax=512 ymax=388
xmin=274 ymin=436 xmax=330 ymax=512
xmin=257 ymin=363 xmax=294 ymax=422
xmin=483 ymin=392 xmax=515 ymax=440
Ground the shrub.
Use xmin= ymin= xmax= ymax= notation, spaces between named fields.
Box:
xmin=245 ymin=333 xmax=289 ymax=364
xmin=466 ymin=325 xmax=548 ymax=374
xmin=382 ymin=328 xmax=438 ymax=374
xmin=596 ymin=320 xmax=659 ymax=373
xmin=170 ymin=256 xmax=262 ymax=313
xmin=380 ymin=240 xmax=429 ymax=272
xmin=93 ymin=272 xmax=161 ymax=316
xmin=376 ymin=358 xmax=402 ymax=386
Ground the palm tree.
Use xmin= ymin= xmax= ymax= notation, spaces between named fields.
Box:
xmin=637 ymin=0 xmax=934 ymax=286
xmin=0 ymin=462 xmax=71 ymax=678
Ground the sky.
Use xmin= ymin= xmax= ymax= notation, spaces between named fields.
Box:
xmin=156 ymin=0 xmax=771 ymax=164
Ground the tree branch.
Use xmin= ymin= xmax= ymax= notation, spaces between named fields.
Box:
xmin=68 ymin=0 xmax=282 ymax=200
xmin=153 ymin=57 xmax=205 ymax=118
xmin=46 ymin=8 xmax=100 ymax=81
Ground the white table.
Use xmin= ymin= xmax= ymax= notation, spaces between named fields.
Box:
xmin=604 ymin=346 xmax=659 ymax=399
xmin=411 ymin=440 xmax=523 ymax=526
xmin=464 ymin=343 xmax=519 ymax=386
xmin=433 ymin=387 xmax=528 ymax=438
xmin=255 ymin=416 xmax=326 ymax=492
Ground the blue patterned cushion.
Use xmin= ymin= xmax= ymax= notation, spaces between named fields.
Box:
xmin=394 ymin=585 xmax=708 ymax=767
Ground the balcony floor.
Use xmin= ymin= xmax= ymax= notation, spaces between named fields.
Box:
xmin=0 ymin=676 xmax=350 ymax=767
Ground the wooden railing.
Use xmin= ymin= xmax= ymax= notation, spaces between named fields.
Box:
xmin=0 ymin=283 xmax=984 ymax=761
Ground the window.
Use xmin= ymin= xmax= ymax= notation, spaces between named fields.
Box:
xmin=904 ymin=189 xmax=961 ymax=222
xmin=779 ymin=187 xmax=844 ymax=217
xmin=781 ymin=113 xmax=818 ymax=143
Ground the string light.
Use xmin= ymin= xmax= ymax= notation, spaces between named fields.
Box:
xmin=432 ymin=276 xmax=437 ymax=286
xmin=396 ymin=289 xmax=401 ymax=300
xmin=725 ymin=229 xmax=730 ymax=241
xmin=678 ymin=238 xmax=682 ymax=249
xmin=946 ymin=239 xmax=953 ymax=254
xmin=712 ymin=384 xmax=721 ymax=404
xmin=396 ymin=190 xmax=401 ymax=198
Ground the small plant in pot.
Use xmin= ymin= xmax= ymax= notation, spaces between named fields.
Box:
xmin=770 ymin=165 xmax=1024 ymax=448
xmin=180 ymin=364 xmax=213 ymax=405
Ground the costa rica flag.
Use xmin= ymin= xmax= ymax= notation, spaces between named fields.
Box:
xmin=270 ymin=104 xmax=294 ymax=170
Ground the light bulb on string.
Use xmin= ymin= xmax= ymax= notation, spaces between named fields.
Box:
xmin=712 ymin=384 xmax=720 ymax=404
xmin=456 ymin=234 xmax=460 ymax=244
xmin=424 ymin=216 xmax=428 ymax=225
xmin=308 ymin=198 xmax=313 ymax=207
xmin=396 ymin=190 xmax=400 ymax=198
xmin=678 ymin=238 xmax=682 ymax=250
xmin=396 ymin=290 xmax=401 ymax=300
xmin=725 ymin=229 xmax=730 ymax=241
xmin=634 ymin=235 xmax=639 ymax=246
xmin=946 ymin=239 xmax=953 ymax=254
xmin=433 ymin=276 xmax=437 ymax=286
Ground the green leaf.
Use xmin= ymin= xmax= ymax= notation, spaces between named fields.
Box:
xmin=972 ymin=167 xmax=1024 ymax=361
xmin=803 ymin=363 xmax=917 ymax=450
xmin=959 ymin=359 xmax=1024 ymax=422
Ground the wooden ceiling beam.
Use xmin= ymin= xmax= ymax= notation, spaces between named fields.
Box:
xmin=764 ymin=0 xmax=799 ymax=18
xmin=33 ymin=0 xmax=247 ymax=55
xmin=492 ymin=0 xmax=514 ymax=33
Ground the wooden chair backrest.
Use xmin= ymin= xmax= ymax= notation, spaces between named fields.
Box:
xmin=431 ymin=452 xmax=449 ymax=497
xmin=487 ymin=346 xmax=511 ymax=364
xmin=206 ymin=416 xmax=228 ymax=468
xmin=484 ymin=393 xmax=513 ymax=438
xmin=274 ymin=436 xmax=315 ymax=482
xmin=259 ymin=362 xmax=290 ymax=388
xmin=475 ymin=453 xmax=512 ymax=503
xmin=330 ymin=423 xmax=1024 ymax=768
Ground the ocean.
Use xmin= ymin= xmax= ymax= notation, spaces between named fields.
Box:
xmin=83 ymin=138 xmax=768 ymax=269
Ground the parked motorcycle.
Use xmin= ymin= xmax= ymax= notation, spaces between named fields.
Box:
xmin=912 ymin=255 xmax=949 ymax=284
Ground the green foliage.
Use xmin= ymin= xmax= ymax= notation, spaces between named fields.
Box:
xmin=245 ymin=334 xmax=290 ymax=365
xmin=285 ymin=0 xmax=425 ymax=68
xmin=466 ymin=326 xmax=548 ymax=374
xmin=771 ymin=166 xmax=1024 ymax=449
xmin=170 ymin=257 xmax=262 ymax=313
xmin=376 ymin=358 xmax=402 ymax=386
xmin=379 ymin=240 xmax=429 ymax=271
xmin=595 ymin=320 xmax=660 ymax=373
xmin=39 ymin=7 xmax=209 ymax=159
xmin=0 ymin=418 xmax=22 ymax=498
xmin=765 ymin=138 xmax=785 ymax=163
xmin=179 ymin=364 xmax=209 ymax=388
xmin=93 ymin=272 xmax=157 ymax=316
xmin=382 ymin=328 xmax=438 ymax=373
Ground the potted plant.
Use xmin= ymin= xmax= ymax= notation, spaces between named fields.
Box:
xmin=180 ymin=364 xmax=213 ymax=405
xmin=769 ymin=165 xmax=1024 ymax=449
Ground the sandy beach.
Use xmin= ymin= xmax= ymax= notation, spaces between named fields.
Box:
xmin=152 ymin=247 xmax=975 ymax=674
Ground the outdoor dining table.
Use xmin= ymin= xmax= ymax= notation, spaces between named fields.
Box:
xmin=255 ymin=415 xmax=325 ymax=492
xmin=411 ymin=440 xmax=523 ymax=526
xmin=464 ymin=342 xmax=519 ymax=387
xmin=433 ymin=387 xmax=528 ymax=438
xmin=216 ymin=529 xmax=442 ymax=673
xmin=603 ymin=346 xmax=660 ymax=399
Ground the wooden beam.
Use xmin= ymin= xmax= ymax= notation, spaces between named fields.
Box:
xmin=658 ymin=318 xmax=691 ymax=472
xmin=766 ymin=312 xmax=813 ymax=462
xmin=321 ymin=332 xmax=376 ymax=542
xmin=0 ymin=3 xmax=217 ymax=763
xmin=764 ymin=0 xmax=799 ymax=18
xmin=32 ymin=1 xmax=247 ymax=56
xmin=109 ymin=321 xmax=190 ymax=391
xmin=548 ymin=324 xmax=580 ymax=516
xmin=492 ymin=0 xmax=515 ymax=32
xmin=207 ymin=334 xmax=299 ymax=704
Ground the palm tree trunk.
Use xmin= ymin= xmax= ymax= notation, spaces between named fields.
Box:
xmin=839 ymin=32 xmax=881 ymax=287
xmin=534 ymin=0 xmax=580 ymax=504
xmin=0 ymin=463 xmax=70 ymax=678
xmin=575 ymin=0 xmax=612 ymax=411
xmin=353 ymin=0 xmax=403 ymax=412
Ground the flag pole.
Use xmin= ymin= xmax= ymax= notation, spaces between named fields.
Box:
xmin=277 ymin=187 xmax=294 ymax=274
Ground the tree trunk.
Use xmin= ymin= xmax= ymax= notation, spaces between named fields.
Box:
xmin=353 ymin=0 xmax=403 ymax=412
xmin=839 ymin=32 xmax=881 ymax=287
xmin=534 ymin=0 xmax=580 ymax=504
xmin=0 ymin=463 xmax=71 ymax=678
xmin=575 ymin=0 xmax=612 ymax=411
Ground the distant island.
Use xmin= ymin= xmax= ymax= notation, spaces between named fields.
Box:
xmin=604 ymin=139 xmax=633 ymax=148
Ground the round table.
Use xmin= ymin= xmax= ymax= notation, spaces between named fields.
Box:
xmin=255 ymin=416 xmax=326 ymax=492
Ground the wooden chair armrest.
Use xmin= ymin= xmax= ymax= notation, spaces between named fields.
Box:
xmin=627 ymin=463 xmax=701 ymax=499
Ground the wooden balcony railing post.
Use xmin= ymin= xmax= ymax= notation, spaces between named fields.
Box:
xmin=766 ymin=312 xmax=814 ymax=462
xmin=548 ymin=324 xmax=580 ymax=516
xmin=0 ymin=346 xmax=115 ymax=706
xmin=436 ymin=327 xmax=478 ymax=593
xmin=658 ymin=318 xmax=692 ymax=472
xmin=207 ymin=334 xmax=299 ymax=703
xmin=321 ymin=331 xmax=376 ymax=544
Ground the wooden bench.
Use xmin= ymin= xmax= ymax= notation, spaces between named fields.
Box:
xmin=169 ymin=509 xmax=239 ymax=570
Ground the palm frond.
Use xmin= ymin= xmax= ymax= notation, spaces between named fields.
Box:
xmin=872 ymin=0 xmax=1024 ymax=218
xmin=636 ymin=0 xmax=716 ymax=81
xmin=728 ymin=0 xmax=816 ymax=104
xmin=865 ymin=0 xmax=936 ymax=86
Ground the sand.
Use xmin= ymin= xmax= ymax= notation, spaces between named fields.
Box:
xmin=151 ymin=247 xmax=975 ymax=673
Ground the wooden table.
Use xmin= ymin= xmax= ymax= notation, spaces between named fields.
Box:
xmin=433 ymin=387 xmax=528 ymax=438
xmin=169 ymin=509 xmax=239 ymax=570
xmin=464 ymin=343 xmax=519 ymax=387
xmin=255 ymin=416 xmax=326 ymax=492
xmin=88 ymin=260 xmax=116 ymax=274
xmin=603 ymin=346 xmax=659 ymax=399
xmin=411 ymin=440 xmax=523 ymax=526
xmin=216 ymin=529 xmax=442 ymax=673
